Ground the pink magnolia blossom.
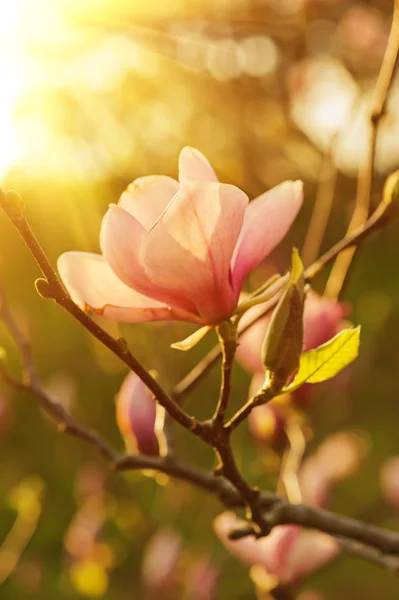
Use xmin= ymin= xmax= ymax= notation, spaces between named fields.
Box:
xmin=299 ymin=432 xmax=364 ymax=508
xmin=57 ymin=147 xmax=302 ymax=326
xmin=239 ymin=292 xmax=347 ymax=443
xmin=237 ymin=290 xmax=347 ymax=375
xmin=141 ymin=529 xmax=182 ymax=594
xmin=381 ymin=456 xmax=399 ymax=510
xmin=184 ymin=558 xmax=219 ymax=600
xmin=236 ymin=291 xmax=348 ymax=412
xmin=213 ymin=434 xmax=364 ymax=587
xmin=214 ymin=513 xmax=338 ymax=588
xmin=116 ymin=372 xmax=159 ymax=456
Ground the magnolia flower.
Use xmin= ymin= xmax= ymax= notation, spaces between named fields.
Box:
xmin=214 ymin=445 xmax=343 ymax=588
xmin=237 ymin=290 xmax=347 ymax=375
xmin=58 ymin=147 xmax=302 ymax=326
xmin=298 ymin=431 xmax=364 ymax=509
xmin=214 ymin=514 xmax=337 ymax=588
xmin=116 ymin=372 xmax=159 ymax=456
xmin=184 ymin=558 xmax=218 ymax=600
xmin=141 ymin=529 xmax=182 ymax=594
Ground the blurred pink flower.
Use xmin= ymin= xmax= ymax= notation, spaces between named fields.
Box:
xmin=237 ymin=291 xmax=348 ymax=416
xmin=214 ymin=513 xmax=338 ymax=588
xmin=381 ymin=456 xmax=399 ymax=510
xmin=213 ymin=431 xmax=364 ymax=587
xmin=237 ymin=290 xmax=347 ymax=374
xmin=299 ymin=432 xmax=364 ymax=508
xmin=141 ymin=529 xmax=182 ymax=595
xmin=58 ymin=147 xmax=302 ymax=326
xmin=184 ymin=557 xmax=219 ymax=600
xmin=116 ymin=371 xmax=159 ymax=456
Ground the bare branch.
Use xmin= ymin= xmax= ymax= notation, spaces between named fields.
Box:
xmin=0 ymin=194 xmax=204 ymax=438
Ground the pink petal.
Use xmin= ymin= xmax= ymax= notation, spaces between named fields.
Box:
xmin=178 ymin=147 xmax=218 ymax=185
xmin=57 ymin=251 xmax=184 ymax=323
xmin=303 ymin=291 xmax=348 ymax=351
xmin=283 ymin=531 xmax=338 ymax=585
xmin=142 ymin=529 xmax=182 ymax=592
xmin=236 ymin=306 xmax=271 ymax=374
xmin=100 ymin=205 xmax=200 ymax=319
xmin=118 ymin=175 xmax=180 ymax=230
xmin=142 ymin=182 xmax=248 ymax=324
xmin=231 ymin=181 xmax=303 ymax=292
xmin=116 ymin=372 xmax=159 ymax=455
xmin=213 ymin=513 xmax=268 ymax=567
xmin=263 ymin=526 xmax=301 ymax=580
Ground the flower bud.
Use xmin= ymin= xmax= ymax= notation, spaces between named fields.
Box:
xmin=261 ymin=249 xmax=305 ymax=389
xmin=116 ymin=372 xmax=159 ymax=455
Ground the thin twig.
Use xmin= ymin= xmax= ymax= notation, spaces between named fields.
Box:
xmin=302 ymin=134 xmax=339 ymax=267
xmin=278 ymin=422 xmax=306 ymax=505
xmin=212 ymin=323 xmax=237 ymax=425
xmin=172 ymin=194 xmax=392 ymax=400
xmin=324 ymin=0 xmax=399 ymax=299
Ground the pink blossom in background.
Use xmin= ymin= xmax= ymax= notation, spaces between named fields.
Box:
xmin=141 ymin=529 xmax=182 ymax=596
xmin=116 ymin=371 xmax=159 ymax=456
xmin=237 ymin=290 xmax=348 ymax=411
xmin=184 ymin=557 xmax=218 ymax=600
xmin=381 ymin=457 xmax=399 ymax=510
xmin=214 ymin=513 xmax=338 ymax=589
xmin=214 ymin=433 xmax=364 ymax=588
xmin=299 ymin=432 xmax=364 ymax=508
xmin=58 ymin=147 xmax=302 ymax=326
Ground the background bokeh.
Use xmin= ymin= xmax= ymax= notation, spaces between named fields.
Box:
xmin=1 ymin=0 xmax=399 ymax=598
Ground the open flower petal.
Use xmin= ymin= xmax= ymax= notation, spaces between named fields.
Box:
xmin=284 ymin=531 xmax=338 ymax=585
xmin=178 ymin=147 xmax=218 ymax=185
xmin=57 ymin=252 xmax=178 ymax=322
xmin=142 ymin=182 xmax=248 ymax=323
xmin=118 ymin=175 xmax=180 ymax=229
xmin=100 ymin=205 xmax=199 ymax=317
xmin=231 ymin=181 xmax=303 ymax=292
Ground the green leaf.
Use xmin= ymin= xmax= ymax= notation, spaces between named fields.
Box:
xmin=283 ymin=326 xmax=361 ymax=393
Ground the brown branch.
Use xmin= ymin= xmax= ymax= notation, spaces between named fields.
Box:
xmin=2 ymin=299 xmax=399 ymax=563
xmin=172 ymin=195 xmax=392 ymax=400
xmin=324 ymin=0 xmax=399 ymax=299
xmin=230 ymin=500 xmax=399 ymax=557
xmin=0 ymin=193 xmax=203 ymax=438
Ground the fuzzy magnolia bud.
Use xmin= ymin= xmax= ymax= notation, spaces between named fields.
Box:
xmin=261 ymin=249 xmax=305 ymax=390
xmin=116 ymin=372 xmax=159 ymax=455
